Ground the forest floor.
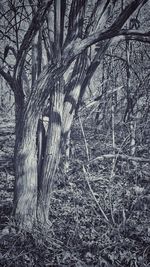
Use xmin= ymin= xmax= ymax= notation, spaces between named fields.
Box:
xmin=0 ymin=115 xmax=150 ymax=267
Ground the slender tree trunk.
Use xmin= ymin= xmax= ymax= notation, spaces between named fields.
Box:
xmin=61 ymin=54 xmax=86 ymax=167
xmin=126 ymin=39 xmax=136 ymax=157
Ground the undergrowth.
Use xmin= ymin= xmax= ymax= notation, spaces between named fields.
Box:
xmin=0 ymin=160 xmax=150 ymax=267
xmin=0 ymin=117 xmax=150 ymax=266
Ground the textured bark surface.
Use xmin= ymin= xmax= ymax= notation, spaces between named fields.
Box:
xmin=38 ymin=80 xmax=64 ymax=223
xmin=14 ymin=112 xmax=38 ymax=230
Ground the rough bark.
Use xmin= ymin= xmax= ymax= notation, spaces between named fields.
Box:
xmin=14 ymin=110 xmax=39 ymax=230
xmin=38 ymin=79 xmax=64 ymax=223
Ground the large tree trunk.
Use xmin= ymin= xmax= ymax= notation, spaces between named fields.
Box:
xmin=38 ymin=80 xmax=64 ymax=223
xmin=14 ymin=103 xmax=39 ymax=230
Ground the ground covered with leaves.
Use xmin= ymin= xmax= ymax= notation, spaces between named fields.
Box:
xmin=0 ymin=116 xmax=150 ymax=267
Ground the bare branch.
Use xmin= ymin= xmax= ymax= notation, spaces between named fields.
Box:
xmin=14 ymin=0 xmax=53 ymax=80
xmin=116 ymin=30 xmax=150 ymax=43
xmin=85 ymin=0 xmax=111 ymax=35
xmin=0 ymin=67 xmax=14 ymax=89
xmin=65 ymin=0 xmax=87 ymax=44
xmin=3 ymin=45 xmax=17 ymax=60
xmin=54 ymin=0 xmax=61 ymax=59
xmin=63 ymin=0 xmax=148 ymax=61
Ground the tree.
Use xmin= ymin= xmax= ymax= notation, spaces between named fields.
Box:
xmin=0 ymin=0 xmax=150 ymax=230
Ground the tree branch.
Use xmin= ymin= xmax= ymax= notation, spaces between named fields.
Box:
xmin=14 ymin=0 xmax=53 ymax=80
xmin=63 ymin=0 xmax=148 ymax=61
xmin=117 ymin=30 xmax=150 ymax=43
xmin=0 ymin=68 xmax=14 ymax=89
xmin=64 ymin=0 xmax=87 ymax=44
xmin=54 ymin=0 xmax=61 ymax=60
xmin=85 ymin=0 xmax=111 ymax=36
